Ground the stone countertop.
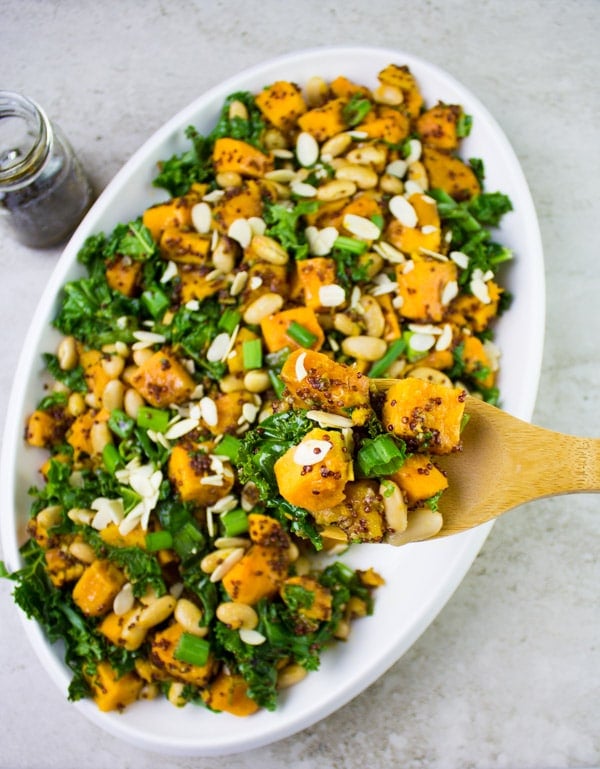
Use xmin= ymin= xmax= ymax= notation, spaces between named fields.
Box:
xmin=0 ymin=1 xmax=598 ymax=767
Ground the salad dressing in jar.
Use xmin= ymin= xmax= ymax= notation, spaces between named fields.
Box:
xmin=0 ymin=91 xmax=93 ymax=248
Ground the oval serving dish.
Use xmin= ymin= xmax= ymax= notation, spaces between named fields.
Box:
xmin=0 ymin=46 xmax=544 ymax=756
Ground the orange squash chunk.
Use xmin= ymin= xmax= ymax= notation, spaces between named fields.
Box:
xmin=260 ymin=307 xmax=324 ymax=353
xmin=130 ymin=348 xmax=196 ymax=408
xmin=150 ymin=623 xmax=215 ymax=686
xmin=222 ymin=544 xmax=289 ymax=605
xmin=168 ymin=443 xmax=234 ymax=506
xmin=395 ymin=258 xmax=458 ymax=322
xmin=72 ymin=559 xmax=126 ymax=617
xmin=212 ymin=137 xmax=274 ymax=178
xmin=382 ymin=377 xmax=466 ymax=454
xmin=421 ymin=146 xmax=481 ymax=201
xmin=105 ymin=255 xmax=143 ymax=296
xmin=159 ymin=227 xmax=211 ymax=264
xmin=211 ymin=181 xmax=264 ymax=233
xmin=87 ymin=661 xmax=143 ymax=712
xmin=389 ymin=453 xmax=449 ymax=505
xmin=255 ymin=80 xmax=307 ymax=132
xmin=297 ymin=98 xmax=347 ymax=142
xmin=416 ymin=103 xmax=462 ymax=150
xmin=296 ymin=257 xmax=338 ymax=310
xmin=203 ymin=671 xmax=260 ymax=717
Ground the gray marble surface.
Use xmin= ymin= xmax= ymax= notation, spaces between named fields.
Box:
xmin=0 ymin=1 xmax=598 ymax=767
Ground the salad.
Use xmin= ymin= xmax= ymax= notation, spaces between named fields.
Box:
xmin=2 ymin=63 xmax=513 ymax=716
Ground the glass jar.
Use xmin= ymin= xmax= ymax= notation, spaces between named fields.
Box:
xmin=0 ymin=91 xmax=93 ymax=248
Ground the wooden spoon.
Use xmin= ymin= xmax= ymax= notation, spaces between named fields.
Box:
xmin=373 ymin=382 xmax=600 ymax=539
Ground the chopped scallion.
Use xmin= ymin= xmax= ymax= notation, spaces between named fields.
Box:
xmin=136 ymin=406 xmax=170 ymax=433
xmin=108 ymin=408 xmax=135 ymax=439
xmin=268 ymin=369 xmax=286 ymax=398
xmin=102 ymin=443 xmax=122 ymax=475
xmin=333 ymin=235 xmax=367 ymax=255
xmin=217 ymin=434 xmax=242 ymax=462
xmin=221 ymin=508 xmax=249 ymax=537
xmin=287 ymin=321 xmax=317 ymax=348
xmin=218 ymin=307 xmax=242 ymax=334
xmin=145 ymin=530 xmax=174 ymax=552
xmin=368 ymin=338 xmax=407 ymax=378
xmin=174 ymin=633 xmax=211 ymax=667
xmin=242 ymin=338 xmax=263 ymax=370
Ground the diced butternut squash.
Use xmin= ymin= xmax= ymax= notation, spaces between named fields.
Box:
xmin=211 ymin=181 xmax=264 ymax=233
xmin=280 ymin=575 xmax=333 ymax=629
xmin=445 ymin=281 xmax=502 ymax=332
xmin=461 ymin=334 xmax=496 ymax=389
xmin=311 ymin=479 xmax=386 ymax=542
xmin=416 ymin=103 xmax=463 ymax=150
xmin=149 ymin=623 xmax=215 ymax=686
xmin=382 ymin=377 xmax=466 ymax=454
xmin=421 ymin=146 xmax=481 ymax=201
xmin=99 ymin=607 xmax=146 ymax=651
xmin=248 ymin=513 xmax=290 ymax=548
xmin=280 ymin=348 xmax=371 ymax=419
xmin=86 ymin=661 xmax=143 ymax=712
xmin=202 ymin=671 xmax=260 ymax=716
xmin=99 ymin=522 xmax=147 ymax=549
xmin=389 ymin=453 xmax=449 ymax=505
xmin=222 ymin=544 xmax=290 ymax=605
xmin=212 ymin=137 xmax=274 ymax=178
xmin=177 ymin=264 xmax=226 ymax=304
xmin=238 ymin=261 xmax=290 ymax=310
xmin=255 ymin=80 xmax=307 ymax=132
xmin=202 ymin=390 xmax=256 ymax=436
xmin=25 ymin=406 xmax=71 ymax=449
xmin=260 ymin=307 xmax=324 ymax=353
xmin=295 ymin=257 xmax=338 ymax=310
xmin=44 ymin=547 xmax=85 ymax=587
xmin=330 ymin=75 xmax=371 ymax=99
xmin=377 ymin=64 xmax=423 ymax=118
xmin=273 ymin=427 xmax=351 ymax=513
xmin=72 ymin=559 xmax=126 ymax=617
xmin=376 ymin=293 xmax=402 ymax=341
xmin=297 ymin=97 xmax=348 ymax=142
xmin=105 ymin=255 xmax=143 ymax=296
xmin=142 ymin=194 xmax=198 ymax=241
xmin=395 ymin=257 xmax=458 ymax=322
xmin=357 ymin=106 xmax=410 ymax=144
xmin=168 ymin=442 xmax=234 ymax=505
xmin=385 ymin=192 xmax=442 ymax=256
xmin=340 ymin=191 xmax=384 ymax=223
xmin=80 ymin=349 xmax=112 ymax=403
xmin=130 ymin=348 xmax=196 ymax=408
xmin=66 ymin=409 xmax=110 ymax=462
xmin=159 ymin=227 xmax=211 ymax=264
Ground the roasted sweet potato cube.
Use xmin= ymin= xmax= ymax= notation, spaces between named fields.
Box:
xmin=330 ymin=75 xmax=371 ymax=99
xmin=159 ymin=227 xmax=211 ymax=264
xmin=130 ymin=348 xmax=196 ymax=408
xmin=222 ymin=544 xmax=290 ymax=605
xmin=461 ymin=334 xmax=496 ymax=389
xmin=238 ymin=261 xmax=289 ymax=310
xmin=280 ymin=349 xmax=370 ymax=419
xmin=385 ymin=192 xmax=442 ymax=256
xmin=395 ymin=257 xmax=458 ymax=322
xmin=311 ymin=479 xmax=386 ymax=542
xmin=445 ymin=280 xmax=502 ymax=332
xmin=202 ymin=390 xmax=256 ymax=436
xmin=389 ymin=453 xmax=449 ymax=505
xmin=382 ymin=377 xmax=466 ymax=454
xmin=416 ymin=103 xmax=463 ymax=150
xmin=421 ymin=146 xmax=481 ymax=201
xmin=377 ymin=64 xmax=423 ymax=118
xmin=87 ymin=661 xmax=143 ymax=712
xmin=248 ymin=513 xmax=290 ymax=548
xmin=202 ymin=671 xmax=260 ymax=716
xmin=105 ymin=255 xmax=143 ymax=296
xmin=297 ymin=97 xmax=347 ymax=142
xmin=226 ymin=326 xmax=260 ymax=374
xmin=177 ymin=264 xmax=226 ymax=304
xmin=255 ymin=80 xmax=307 ymax=132
xmin=142 ymin=193 xmax=198 ymax=241
xmin=273 ymin=427 xmax=351 ymax=513
xmin=357 ymin=106 xmax=410 ymax=144
xmin=150 ymin=623 xmax=215 ymax=686
xmin=168 ymin=443 xmax=234 ymax=505
xmin=280 ymin=575 xmax=333 ymax=627
xmin=295 ymin=257 xmax=338 ymax=310
xmin=260 ymin=306 xmax=324 ymax=353
xmin=212 ymin=181 xmax=264 ymax=233
xmin=25 ymin=406 xmax=71 ymax=449
xmin=72 ymin=559 xmax=126 ymax=617
xmin=212 ymin=137 xmax=274 ymax=178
